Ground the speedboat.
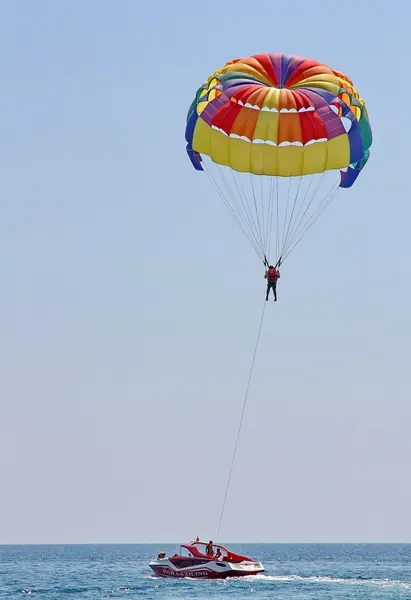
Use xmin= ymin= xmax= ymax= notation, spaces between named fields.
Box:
xmin=149 ymin=540 xmax=264 ymax=579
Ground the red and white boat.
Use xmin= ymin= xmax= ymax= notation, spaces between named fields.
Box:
xmin=149 ymin=540 xmax=264 ymax=579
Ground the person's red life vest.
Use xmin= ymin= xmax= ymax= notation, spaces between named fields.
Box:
xmin=267 ymin=268 xmax=278 ymax=281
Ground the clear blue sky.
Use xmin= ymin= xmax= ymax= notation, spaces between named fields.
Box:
xmin=0 ymin=0 xmax=410 ymax=544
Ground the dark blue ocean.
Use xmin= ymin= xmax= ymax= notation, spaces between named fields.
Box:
xmin=0 ymin=544 xmax=410 ymax=599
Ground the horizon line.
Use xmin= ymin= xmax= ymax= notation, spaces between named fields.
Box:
xmin=1 ymin=541 xmax=410 ymax=546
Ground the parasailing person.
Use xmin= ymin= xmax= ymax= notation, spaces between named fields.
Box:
xmin=264 ymin=264 xmax=280 ymax=301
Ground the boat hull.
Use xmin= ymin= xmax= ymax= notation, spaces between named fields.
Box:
xmin=149 ymin=559 xmax=264 ymax=579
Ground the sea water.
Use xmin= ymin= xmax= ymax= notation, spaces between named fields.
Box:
xmin=0 ymin=543 xmax=410 ymax=599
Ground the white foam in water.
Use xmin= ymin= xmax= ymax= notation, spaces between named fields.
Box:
xmin=144 ymin=572 xmax=411 ymax=589
xmin=251 ymin=574 xmax=411 ymax=589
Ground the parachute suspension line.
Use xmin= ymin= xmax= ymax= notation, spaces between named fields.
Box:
xmin=236 ymin=172 xmax=260 ymax=244
xmin=240 ymin=173 xmax=267 ymax=262
xmin=217 ymin=165 xmax=261 ymax=252
xmin=256 ymin=149 xmax=267 ymax=265
xmin=231 ymin=171 xmax=262 ymax=255
xmin=260 ymin=174 xmax=265 ymax=257
xmin=203 ymin=159 xmax=341 ymax=267
xmin=266 ymin=175 xmax=275 ymax=265
xmin=275 ymin=177 xmax=280 ymax=264
xmin=266 ymin=176 xmax=273 ymax=257
xmin=281 ymin=175 xmax=303 ymax=255
xmin=205 ymin=165 xmax=260 ymax=258
xmin=260 ymin=174 xmax=273 ymax=265
xmin=259 ymin=153 xmax=266 ymax=260
xmin=282 ymin=184 xmax=340 ymax=262
xmin=215 ymin=299 xmax=267 ymax=542
xmin=293 ymin=183 xmax=340 ymax=255
xmin=250 ymin=174 xmax=266 ymax=259
xmin=280 ymin=176 xmax=293 ymax=258
xmin=282 ymin=173 xmax=319 ymax=254
xmin=282 ymin=174 xmax=336 ymax=259
xmin=203 ymin=162 xmax=262 ymax=262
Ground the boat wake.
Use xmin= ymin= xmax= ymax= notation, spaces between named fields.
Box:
xmin=251 ymin=574 xmax=411 ymax=589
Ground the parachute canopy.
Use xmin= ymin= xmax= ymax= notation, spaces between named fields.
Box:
xmin=185 ymin=53 xmax=372 ymax=266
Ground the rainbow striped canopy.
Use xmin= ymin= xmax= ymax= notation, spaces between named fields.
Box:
xmin=186 ymin=53 xmax=371 ymax=188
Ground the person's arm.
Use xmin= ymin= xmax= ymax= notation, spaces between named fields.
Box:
xmin=264 ymin=271 xmax=268 ymax=279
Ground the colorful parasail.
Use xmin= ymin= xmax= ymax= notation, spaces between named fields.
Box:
xmin=185 ymin=53 xmax=372 ymax=266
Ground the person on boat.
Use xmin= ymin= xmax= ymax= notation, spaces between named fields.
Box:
xmin=195 ymin=536 xmax=200 ymax=542
xmin=215 ymin=548 xmax=223 ymax=560
xmin=264 ymin=265 xmax=280 ymax=301
xmin=205 ymin=540 xmax=214 ymax=556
